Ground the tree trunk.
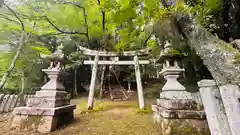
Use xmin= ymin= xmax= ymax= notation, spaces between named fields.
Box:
xmin=18 ymin=69 xmax=26 ymax=106
xmin=21 ymin=70 xmax=25 ymax=94
xmin=176 ymin=15 xmax=240 ymax=86
xmin=222 ymin=0 xmax=231 ymax=42
xmin=0 ymin=32 xmax=26 ymax=91
xmin=73 ymin=68 xmax=78 ymax=97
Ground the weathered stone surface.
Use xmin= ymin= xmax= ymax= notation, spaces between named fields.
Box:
xmin=159 ymin=66 xmax=192 ymax=100
xmin=219 ymin=84 xmax=240 ymax=135
xmin=11 ymin=62 xmax=76 ymax=133
xmin=23 ymin=95 xmax=28 ymax=105
xmin=134 ymin=55 xmax=145 ymax=109
xmin=14 ymin=104 xmax=75 ymax=116
xmin=16 ymin=96 xmax=22 ymax=107
xmin=160 ymin=68 xmax=186 ymax=92
xmin=0 ymin=95 xmax=10 ymax=112
xmin=11 ymin=109 xmax=74 ymax=133
xmin=198 ymin=79 xmax=231 ymax=135
xmin=152 ymin=105 xmax=205 ymax=119
xmin=157 ymin=98 xmax=203 ymax=110
xmin=41 ymin=69 xmax=65 ymax=91
xmin=4 ymin=95 xmax=14 ymax=112
xmin=26 ymin=97 xmax=70 ymax=108
xmin=175 ymin=15 xmax=240 ymax=86
xmin=35 ymin=90 xmax=68 ymax=98
xmin=88 ymin=55 xmax=99 ymax=109
xmin=9 ymin=95 xmax=19 ymax=111
xmin=160 ymin=91 xmax=193 ymax=99
xmin=153 ymin=115 xmax=210 ymax=135
xmin=191 ymin=92 xmax=203 ymax=105
xmin=152 ymin=44 xmax=208 ymax=134
xmin=0 ymin=94 xmax=4 ymax=103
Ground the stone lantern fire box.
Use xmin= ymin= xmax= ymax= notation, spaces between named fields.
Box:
xmin=11 ymin=49 xmax=76 ymax=133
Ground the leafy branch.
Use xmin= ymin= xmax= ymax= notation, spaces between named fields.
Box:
xmin=44 ymin=16 xmax=88 ymax=35
xmin=3 ymin=3 xmax=25 ymax=31
xmin=49 ymin=0 xmax=90 ymax=44
xmin=0 ymin=13 xmax=20 ymax=24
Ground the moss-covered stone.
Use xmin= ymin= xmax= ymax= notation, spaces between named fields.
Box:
xmin=20 ymin=115 xmax=41 ymax=130
xmin=154 ymin=118 xmax=210 ymax=135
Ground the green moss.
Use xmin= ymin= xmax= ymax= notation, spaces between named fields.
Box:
xmin=20 ymin=116 xmax=41 ymax=130
xmin=218 ymin=40 xmax=238 ymax=52
xmin=167 ymin=49 xmax=183 ymax=55
xmin=234 ymin=52 xmax=240 ymax=64
xmin=136 ymin=108 xmax=152 ymax=114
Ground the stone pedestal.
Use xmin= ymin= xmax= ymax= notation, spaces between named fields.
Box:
xmin=11 ymin=69 xmax=76 ymax=133
xmin=152 ymin=67 xmax=209 ymax=135
xmin=152 ymin=98 xmax=208 ymax=135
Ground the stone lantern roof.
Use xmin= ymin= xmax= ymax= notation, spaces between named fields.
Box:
xmin=44 ymin=45 xmax=71 ymax=65
xmin=157 ymin=41 xmax=187 ymax=63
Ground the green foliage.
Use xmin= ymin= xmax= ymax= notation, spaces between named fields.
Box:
xmin=0 ymin=0 xmax=228 ymax=94
xmin=191 ymin=0 xmax=222 ymax=33
xmin=167 ymin=49 xmax=183 ymax=55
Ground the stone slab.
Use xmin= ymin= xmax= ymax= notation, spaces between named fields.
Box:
xmin=26 ymin=97 xmax=70 ymax=108
xmin=13 ymin=104 xmax=76 ymax=116
xmin=157 ymin=98 xmax=203 ymax=110
xmin=219 ymin=84 xmax=240 ymax=135
xmin=152 ymin=105 xmax=206 ymax=119
xmin=198 ymin=79 xmax=231 ymax=135
xmin=11 ymin=108 xmax=74 ymax=133
xmin=153 ymin=114 xmax=210 ymax=135
xmin=35 ymin=90 xmax=68 ymax=98
xmin=160 ymin=91 xmax=193 ymax=99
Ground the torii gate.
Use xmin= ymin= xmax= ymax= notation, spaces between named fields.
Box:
xmin=79 ymin=46 xmax=152 ymax=110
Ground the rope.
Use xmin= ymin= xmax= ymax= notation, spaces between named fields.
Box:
xmin=110 ymin=66 xmax=129 ymax=100
xmin=108 ymin=68 xmax=114 ymax=100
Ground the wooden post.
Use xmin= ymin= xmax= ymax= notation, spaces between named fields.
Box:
xmin=87 ymin=55 xmax=99 ymax=110
xmin=134 ymin=56 xmax=145 ymax=109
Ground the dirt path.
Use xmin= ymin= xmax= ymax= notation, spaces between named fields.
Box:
xmin=0 ymin=98 xmax=159 ymax=135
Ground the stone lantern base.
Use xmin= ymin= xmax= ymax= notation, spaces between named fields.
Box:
xmin=152 ymin=98 xmax=209 ymax=135
xmin=11 ymin=69 xmax=76 ymax=133
xmin=11 ymin=105 xmax=75 ymax=133
xmin=11 ymin=90 xmax=76 ymax=133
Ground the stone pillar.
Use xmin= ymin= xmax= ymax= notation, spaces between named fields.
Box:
xmin=87 ymin=55 xmax=99 ymax=109
xmin=11 ymin=67 xmax=76 ymax=133
xmin=0 ymin=94 xmax=4 ymax=102
xmin=134 ymin=55 xmax=145 ymax=109
xmin=9 ymin=95 xmax=18 ymax=111
xmin=219 ymin=84 xmax=240 ymax=135
xmin=0 ymin=95 xmax=10 ymax=113
xmin=198 ymin=80 xmax=231 ymax=135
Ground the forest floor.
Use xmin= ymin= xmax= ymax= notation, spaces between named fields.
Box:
xmin=0 ymin=97 xmax=160 ymax=135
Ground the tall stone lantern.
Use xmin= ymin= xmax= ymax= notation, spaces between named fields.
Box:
xmin=158 ymin=40 xmax=191 ymax=99
xmin=152 ymin=41 xmax=209 ymax=135
xmin=11 ymin=46 xmax=76 ymax=133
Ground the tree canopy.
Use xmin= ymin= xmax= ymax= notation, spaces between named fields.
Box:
xmin=0 ymin=0 xmax=239 ymax=93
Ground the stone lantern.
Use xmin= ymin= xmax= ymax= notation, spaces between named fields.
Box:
xmin=152 ymin=41 xmax=208 ymax=135
xmin=11 ymin=46 xmax=76 ymax=133
xmin=158 ymin=40 xmax=191 ymax=99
